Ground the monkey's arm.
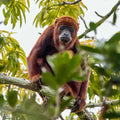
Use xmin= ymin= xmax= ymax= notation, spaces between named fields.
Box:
xmin=27 ymin=25 xmax=54 ymax=82
xmin=27 ymin=45 xmax=45 ymax=82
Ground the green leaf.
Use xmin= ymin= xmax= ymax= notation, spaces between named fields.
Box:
xmin=79 ymin=6 xmax=84 ymax=16
xmin=70 ymin=54 xmax=81 ymax=70
xmin=103 ymin=111 xmax=120 ymax=119
xmin=89 ymin=22 xmax=97 ymax=33
xmin=60 ymin=97 xmax=73 ymax=111
xmin=80 ymin=45 xmax=101 ymax=54
xmin=42 ymin=72 xmax=57 ymax=90
xmin=0 ymin=94 xmax=5 ymax=107
xmin=45 ymin=51 xmax=84 ymax=87
xmin=16 ymin=4 xmax=22 ymax=27
xmin=7 ymin=90 xmax=18 ymax=107
xmin=22 ymin=94 xmax=49 ymax=120
xmin=3 ymin=8 xmax=6 ymax=16
xmin=50 ymin=52 xmax=72 ymax=85
xmin=90 ymin=65 xmax=110 ymax=77
xmin=106 ymin=31 xmax=120 ymax=44
xmin=4 ymin=11 xmax=10 ymax=25
xmin=27 ymin=0 xmax=30 ymax=7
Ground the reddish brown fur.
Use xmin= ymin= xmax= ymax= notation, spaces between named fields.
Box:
xmin=27 ymin=16 xmax=90 ymax=112
xmin=53 ymin=16 xmax=79 ymax=51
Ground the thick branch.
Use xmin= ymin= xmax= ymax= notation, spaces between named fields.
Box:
xmin=1 ymin=72 xmax=120 ymax=119
xmin=0 ymin=72 xmax=38 ymax=91
xmin=0 ymin=72 xmax=56 ymax=97
xmin=0 ymin=72 xmax=55 ymax=97
xmin=1 ymin=72 xmax=120 ymax=108
xmin=79 ymin=0 xmax=120 ymax=39
xmin=0 ymin=72 xmax=94 ymax=120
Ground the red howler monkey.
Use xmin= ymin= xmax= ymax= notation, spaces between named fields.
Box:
xmin=27 ymin=16 xmax=90 ymax=112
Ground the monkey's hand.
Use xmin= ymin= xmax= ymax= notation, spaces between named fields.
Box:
xmin=72 ymin=97 xmax=86 ymax=112
xmin=31 ymin=74 xmax=43 ymax=89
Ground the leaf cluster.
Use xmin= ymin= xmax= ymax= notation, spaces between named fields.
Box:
xmin=42 ymin=51 xmax=84 ymax=90
xmin=40 ymin=51 xmax=88 ymax=119
xmin=0 ymin=90 xmax=40 ymax=120
xmin=0 ymin=30 xmax=27 ymax=77
xmin=0 ymin=50 xmax=88 ymax=120
xmin=33 ymin=0 xmax=87 ymax=27
xmin=1 ymin=0 xmax=30 ymax=28
xmin=80 ymin=32 xmax=120 ymax=119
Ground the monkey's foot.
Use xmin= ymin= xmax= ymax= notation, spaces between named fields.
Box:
xmin=72 ymin=97 xmax=86 ymax=112
xmin=31 ymin=74 xmax=41 ymax=82
xmin=31 ymin=75 xmax=43 ymax=89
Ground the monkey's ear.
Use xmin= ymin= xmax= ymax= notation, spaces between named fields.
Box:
xmin=54 ymin=18 xmax=59 ymax=26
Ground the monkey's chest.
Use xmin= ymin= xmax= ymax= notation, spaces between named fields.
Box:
xmin=44 ymin=45 xmax=58 ymax=56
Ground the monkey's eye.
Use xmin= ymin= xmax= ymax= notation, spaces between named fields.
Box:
xmin=59 ymin=25 xmax=75 ymax=34
xmin=58 ymin=25 xmax=66 ymax=31
xmin=69 ymin=27 xmax=75 ymax=33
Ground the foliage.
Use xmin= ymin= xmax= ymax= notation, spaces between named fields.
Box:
xmin=0 ymin=0 xmax=30 ymax=28
xmin=0 ymin=30 xmax=27 ymax=77
xmin=80 ymin=32 xmax=120 ymax=119
xmin=42 ymin=51 xmax=84 ymax=90
xmin=0 ymin=0 xmax=120 ymax=120
xmin=33 ymin=0 xmax=87 ymax=27
xmin=0 ymin=51 xmax=88 ymax=120
xmin=7 ymin=90 xmax=18 ymax=107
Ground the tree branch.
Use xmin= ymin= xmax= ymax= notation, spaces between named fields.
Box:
xmin=0 ymin=72 xmax=38 ymax=91
xmin=95 ymin=11 xmax=104 ymax=18
xmin=1 ymin=72 xmax=120 ymax=120
xmin=86 ymin=99 xmax=120 ymax=108
xmin=79 ymin=15 xmax=88 ymax=29
xmin=0 ymin=21 xmax=3 ymax=24
xmin=0 ymin=72 xmax=94 ymax=120
xmin=79 ymin=0 xmax=120 ymax=39
xmin=0 ymin=72 xmax=55 ymax=96
xmin=77 ymin=109 xmax=95 ymax=120
xmin=76 ymin=100 xmax=120 ymax=120
xmin=60 ymin=0 xmax=81 ymax=5
xmin=1 ymin=72 xmax=120 ymax=108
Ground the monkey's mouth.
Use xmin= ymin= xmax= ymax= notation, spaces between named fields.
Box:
xmin=60 ymin=37 xmax=71 ymax=44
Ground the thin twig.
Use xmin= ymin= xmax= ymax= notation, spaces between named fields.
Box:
xmin=95 ymin=11 xmax=104 ymax=18
xmin=53 ymin=91 xmax=60 ymax=120
xmin=0 ymin=21 xmax=3 ymax=24
xmin=79 ymin=15 xmax=88 ymax=29
xmin=86 ymin=99 xmax=120 ymax=108
xmin=59 ymin=115 xmax=64 ymax=120
xmin=79 ymin=0 xmax=120 ymax=39
xmin=77 ymin=109 xmax=95 ymax=120
xmin=61 ymin=0 xmax=81 ymax=5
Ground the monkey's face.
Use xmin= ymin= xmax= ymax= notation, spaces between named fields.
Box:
xmin=58 ymin=25 xmax=75 ymax=44
xmin=53 ymin=16 xmax=79 ymax=51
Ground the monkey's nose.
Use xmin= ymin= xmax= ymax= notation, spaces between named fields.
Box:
xmin=60 ymin=37 xmax=70 ymax=43
xmin=63 ymin=33 xmax=69 ymax=37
